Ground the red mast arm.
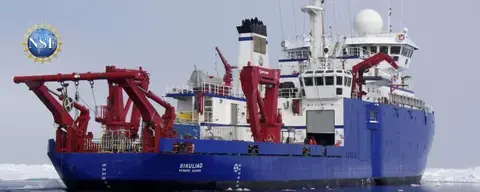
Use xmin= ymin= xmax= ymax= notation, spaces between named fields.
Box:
xmin=215 ymin=46 xmax=237 ymax=86
xmin=240 ymin=62 xmax=282 ymax=143
xmin=351 ymin=52 xmax=399 ymax=99
xmin=72 ymin=102 xmax=90 ymax=137
xmin=14 ymin=65 xmax=176 ymax=153
xmin=140 ymin=89 xmax=176 ymax=133
xmin=117 ymin=79 xmax=161 ymax=123
xmin=13 ymin=72 xmax=143 ymax=83
xmin=24 ymin=81 xmax=74 ymax=126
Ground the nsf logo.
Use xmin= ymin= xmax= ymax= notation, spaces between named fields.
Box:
xmin=22 ymin=23 xmax=63 ymax=64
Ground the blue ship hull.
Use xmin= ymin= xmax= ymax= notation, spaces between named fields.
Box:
xmin=47 ymin=99 xmax=435 ymax=191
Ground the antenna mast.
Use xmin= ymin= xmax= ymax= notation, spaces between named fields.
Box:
xmin=388 ymin=8 xmax=392 ymax=33
xmin=302 ymin=0 xmax=325 ymax=69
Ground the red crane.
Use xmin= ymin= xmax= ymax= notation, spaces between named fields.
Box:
xmin=351 ymin=52 xmax=399 ymax=99
xmin=50 ymin=89 xmax=92 ymax=152
xmin=240 ymin=62 xmax=282 ymax=143
xmin=215 ymin=46 xmax=237 ymax=87
xmin=13 ymin=65 xmax=176 ymax=153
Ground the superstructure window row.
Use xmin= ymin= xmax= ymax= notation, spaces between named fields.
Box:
xmin=343 ymin=45 xmax=415 ymax=58
xmin=299 ymin=70 xmax=352 ymax=87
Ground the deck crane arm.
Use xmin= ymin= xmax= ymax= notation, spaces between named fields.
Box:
xmin=240 ymin=62 xmax=282 ymax=143
xmin=53 ymin=89 xmax=91 ymax=146
xmin=351 ymin=52 xmax=399 ymax=99
xmin=13 ymin=65 xmax=176 ymax=153
xmin=100 ymin=85 xmax=141 ymax=140
xmin=139 ymin=88 xmax=176 ymax=138
xmin=215 ymin=46 xmax=237 ymax=86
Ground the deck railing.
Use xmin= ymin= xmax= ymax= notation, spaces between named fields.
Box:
xmin=166 ymin=82 xmax=245 ymax=99
xmin=278 ymin=88 xmax=302 ymax=99
xmin=84 ymin=130 xmax=142 ymax=153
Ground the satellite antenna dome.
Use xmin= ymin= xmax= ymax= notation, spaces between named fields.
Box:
xmin=354 ymin=9 xmax=384 ymax=36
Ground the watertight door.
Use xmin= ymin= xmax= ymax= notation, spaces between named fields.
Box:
xmin=231 ymin=103 xmax=238 ymax=124
xmin=366 ymin=104 xmax=382 ymax=178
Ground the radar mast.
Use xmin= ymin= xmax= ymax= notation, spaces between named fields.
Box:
xmin=302 ymin=0 xmax=326 ymax=69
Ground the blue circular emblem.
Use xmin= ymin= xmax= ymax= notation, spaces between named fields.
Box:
xmin=22 ymin=23 xmax=63 ymax=64
xmin=28 ymin=28 xmax=57 ymax=58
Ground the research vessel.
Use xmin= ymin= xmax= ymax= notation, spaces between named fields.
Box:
xmin=13 ymin=0 xmax=435 ymax=191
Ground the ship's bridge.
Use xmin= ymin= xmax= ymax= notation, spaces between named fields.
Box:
xmin=342 ymin=32 xmax=418 ymax=71
xmin=340 ymin=9 xmax=419 ymax=72
xmin=298 ymin=69 xmax=353 ymax=99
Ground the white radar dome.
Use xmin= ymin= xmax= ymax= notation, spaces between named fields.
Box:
xmin=354 ymin=9 xmax=383 ymax=36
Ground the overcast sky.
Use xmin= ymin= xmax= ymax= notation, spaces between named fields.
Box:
xmin=0 ymin=0 xmax=476 ymax=169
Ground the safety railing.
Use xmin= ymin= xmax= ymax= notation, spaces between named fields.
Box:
xmin=166 ymin=82 xmax=245 ymax=99
xmin=94 ymin=105 xmax=108 ymax=120
xmin=388 ymin=93 xmax=425 ymax=109
xmin=380 ymin=93 xmax=431 ymax=112
xmin=297 ymin=63 xmax=309 ymax=74
xmin=84 ymin=130 xmax=142 ymax=153
xmin=83 ymin=138 xmax=101 ymax=152
xmin=284 ymin=49 xmax=309 ymax=59
xmin=278 ymin=88 xmax=302 ymax=99
xmin=350 ymin=32 xmax=397 ymax=38
xmin=339 ymin=46 xmax=361 ymax=58
xmin=202 ymin=126 xmax=237 ymax=140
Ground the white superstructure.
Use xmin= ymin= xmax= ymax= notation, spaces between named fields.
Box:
xmin=165 ymin=0 xmax=430 ymax=145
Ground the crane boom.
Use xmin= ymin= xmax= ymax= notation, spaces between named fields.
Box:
xmin=351 ymin=52 xmax=399 ymax=99
xmin=13 ymin=65 xmax=176 ymax=153
xmin=215 ymin=46 xmax=237 ymax=86
xmin=240 ymin=62 xmax=282 ymax=143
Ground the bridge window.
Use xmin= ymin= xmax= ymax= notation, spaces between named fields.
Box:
xmin=280 ymin=82 xmax=295 ymax=89
xmin=362 ymin=46 xmax=368 ymax=55
xmin=401 ymin=46 xmax=414 ymax=58
xmin=304 ymin=77 xmax=313 ymax=86
xmin=315 ymin=76 xmax=324 ymax=86
xmin=296 ymin=51 xmax=303 ymax=58
xmin=370 ymin=46 xmax=377 ymax=53
xmin=336 ymin=76 xmax=343 ymax=86
xmin=380 ymin=46 xmax=388 ymax=54
xmin=351 ymin=47 xmax=360 ymax=56
xmin=344 ymin=77 xmax=352 ymax=87
xmin=390 ymin=46 xmax=401 ymax=54
xmin=325 ymin=76 xmax=334 ymax=85
xmin=336 ymin=87 xmax=343 ymax=95
xmin=393 ymin=56 xmax=399 ymax=61
xmin=402 ymin=48 xmax=410 ymax=57
xmin=326 ymin=70 xmax=334 ymax=73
